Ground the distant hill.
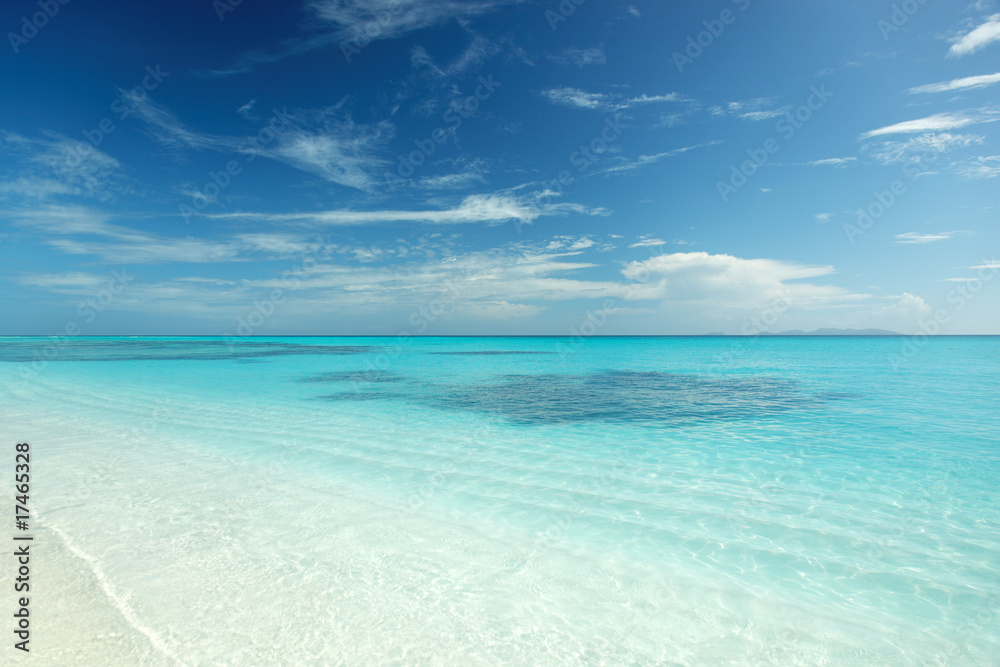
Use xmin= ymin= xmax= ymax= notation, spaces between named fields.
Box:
xmin=760 ymin=328 xmax=901 ymax=336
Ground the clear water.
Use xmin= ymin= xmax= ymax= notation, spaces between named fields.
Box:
xmin=1 ymin=336 xmax=998 ymax=665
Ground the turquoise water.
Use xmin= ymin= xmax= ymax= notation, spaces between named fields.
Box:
xmin=1 ymin=336 xmax=998 ymax=665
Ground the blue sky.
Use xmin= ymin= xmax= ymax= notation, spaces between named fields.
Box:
xmin=1 ymin=0 xmax=999 ymax=335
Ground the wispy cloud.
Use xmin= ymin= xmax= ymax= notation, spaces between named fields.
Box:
xmin=863 ymin=132 xmax=983 ymax=165
xmin=0 ymin=132 xmax=125 ymax=202
xmin=9 ymin=205 xmax=246 ymax=264
xmin=541 ymin=87 xmax=683 ymax=111
xmin=205 ymin=0 xmax=517 ymax=76
xmin=595 ymin=141 xmax=723 ymax=175
xmin=955 ymin=155 xmax=1000 ymax=178
xmin=129 ymin=96 xmax=393 ymax=190
xmin=949 ymin=13 xmax=1000 ymax=57
xmin=860 ymin=110 xmax=999 ymax=138
xmin=237 ymin=99 xmax=258 ymax=118
xmin=629 ymin=237 xmax=666 ymax=248
xmin=894 ymin=231 xmax=964 ymax=244
xmin=708 ymin=98 xmax=785 ymax=122
xmin=410 ymin=35 xmax=501 ymax=78
xmin=807 ymin=157 xmax=858 ymax=167
xmin=204 ymin=193 xmax=606 ymax=227
xmin=548 ymin=47 xmax=606 ymax=68
xmin=907 ymin=72 xmax=1000 ymax=94
xmin=542 ymin=87 xmax=611 ymax=110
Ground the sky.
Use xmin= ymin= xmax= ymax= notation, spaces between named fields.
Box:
xmin=1 ymin=0 xmax=999 ymax=336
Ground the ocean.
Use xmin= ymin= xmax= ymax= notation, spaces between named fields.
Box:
xmin=1 ymin=336 xmax=998 ymax=665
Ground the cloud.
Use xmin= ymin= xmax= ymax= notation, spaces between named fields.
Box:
xmin=541 ymin=87 xmax=683 ymax=111
xmin=261 ymin=112 xmax=394 ymax=190
xmin=541 ymin=87 xmax=610 ymax=110
xmin=907 ymin=72 xmax=1000 ymax=94
xmin=860 ymin=110 xmax=1000 ymax=138
xmin=548 ymin=47 xmax=606 ymax=67
xmin=815 ymin=212 xmax=833 ymax=223
xmin=9 ymin=205 xmax=247 ymax=264
xmin=596 ymin=141 xmax=723 ymax=175
xmin=949 ymin=14 xmax=1000 ymax=56
xmin=205 ymin=193 xmax=607 ymax=227
xmin=807 ymin=157 xmax=858 ymax=167
xmin=739 ymin=109 xmax=787 ymax=121
xmin=629 ymin=237 xmax=666 ymax=248
xmin=955 ymin=155 xmax=1000 ymax=178
xmin=410 ymin=35 xmax=501 ymax=77
xmin=862 ymin=132 xmax=983 ymax=164
xmin=203 ymin=0 xmax=517 ymax=76
xmin=128 ymin=97 xmax=394 ymax=190
xmin=0 ymin=132 xmax=125 ymax=202
xmin=618 ymin=252 xmax=870 ymax=327
xmin=452 ymin=301 xmax=544 ymax=319
xmin=237 ymin=99 xmax=257 ymax=118
xmin=894 ymin=231 xmax=962 ymax=244
xmin=707 ymin=98 xmax=784 ymax=122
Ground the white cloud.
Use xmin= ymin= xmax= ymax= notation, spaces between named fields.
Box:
xmin=807 ymin=157 xmax=858 ymax=167
xmin=542 ymin=87 xmax=611 ymax=110
xmin=204 ymin=0 xmax=516 ymax=76
xmin=740 ymin=109 xmax=786 ymax=121
xmin=709 ymin=98 xmax=783 ymax=122
xmin=949 ymin=13 xmax=1000 ymax=56
xmin=815 ymin=212 xmax=833 ymax=223
xmin=596 ymin=141 xmax=722 ymax=175
xmin=129 ymin=97 xmax=394 ymax=190
xmin=894 ymin=231 xmax=962 ymax=244
xmin=621 ymin=252 xmax=847 ymax=301
xmin=629 ymin=238 xmax=666 ymax=248
xmin=907 ymin=72 xmax=1000 ymax=94
xmin=9 ymin=205 xmax=247 ymax=264
xmin=206 ymin=193 xmax=606 ymax=227
xmin=541 ymin=87 xmax=684 ymax=111
xmin=863 ymin=132 xmax=983 ymax=164
xmin=0 ymin=132 xmax=124 ymax=201
xmin=955 ymin=155 xmax=1000 ymax=178
xmin=860 ymin=110 xmax=999 ymax=138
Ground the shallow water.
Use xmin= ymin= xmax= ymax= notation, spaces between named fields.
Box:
xmin=1 ymin=336 xmax=998 ymax=665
